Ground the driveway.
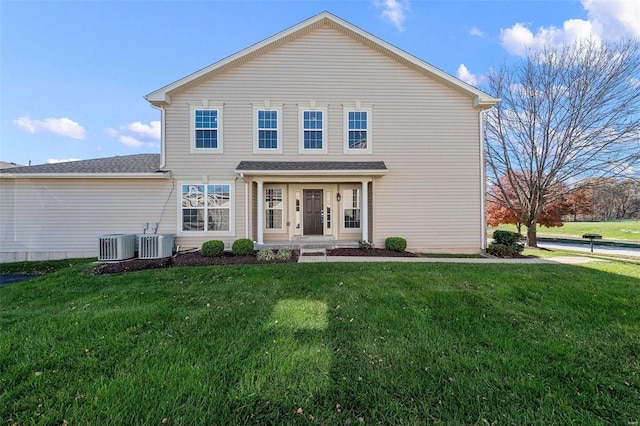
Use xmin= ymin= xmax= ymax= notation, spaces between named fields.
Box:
xmin=0 ymin=274 xmax=40 ymax=286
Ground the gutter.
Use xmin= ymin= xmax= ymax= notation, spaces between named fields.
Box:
xmin=0 ymin=172 xmax=171 ymax=179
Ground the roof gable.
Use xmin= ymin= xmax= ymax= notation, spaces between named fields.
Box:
xmin=145 ymin=12 xmax=498 ymax=108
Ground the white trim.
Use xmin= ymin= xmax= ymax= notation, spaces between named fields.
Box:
xmin=253 ymin=102 xmax=283 ymax=154
xmin=343 ymin=103 xmax=373 ymax=154
xmin=177 ymin=181 xmax=235 ymax=237
xmin=264 ymin=185 xmax=285 ymax=232
xmin=190 ymin=102 xmax=224 ymax=154
xmin=298 ymin=103 xmax=328 ymax=154
xmin=361 ymin=180 xmax=369 ymax=242
xmin=256 ymin=180 xmax=264 ymax=244
xmin=340 ymin=185 xmax=362 ymax=233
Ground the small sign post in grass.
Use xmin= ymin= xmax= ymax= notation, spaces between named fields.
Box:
xmin=582 ymin=233 xmax=602 ymax=253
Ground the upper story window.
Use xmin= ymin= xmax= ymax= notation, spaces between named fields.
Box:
xmin=344 ymin=103 xmax=373 ymax=154
xmin=190 ymin=101 xmax=224 ymax=154
xmin=253 ymin=102 xmax=283 ymax=154
xmin=195 ymin=110 xmax=218 ymax=148
xmin=258 ymin=110 xmax=278 ymax=149
xmin=299 ymin=103 xmax=328 ymax=154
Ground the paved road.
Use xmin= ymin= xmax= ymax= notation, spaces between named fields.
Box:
xmin=0 ymin=274 xmax=40 ymax=286
xmin=538 ymin=241 xmax=640 ymax=257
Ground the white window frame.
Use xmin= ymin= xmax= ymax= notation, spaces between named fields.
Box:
xmin=190 ymin=101 xmax=224 ymax=154
xmin=178 ymin=181 xmax=235 ymax=236
xmin=343 ymin=103 xmax=373 ymax=155
xmin=264 ymin=186 xmax=285 ymax=231
xmin=253 ymin=102 xmax=283 ymax=154
xmin=341 ymin=186 xmax=362 ymax=232
xmin=298 ymin=102 xmax=328 ymax=154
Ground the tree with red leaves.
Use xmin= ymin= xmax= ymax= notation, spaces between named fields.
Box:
xmin=487 ymin=172 xmax=570 ymax=237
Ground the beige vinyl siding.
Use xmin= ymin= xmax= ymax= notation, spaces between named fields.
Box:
xmin=162 ymin=26 xmax=484 ymax=252
xmin=0 ymin=178 xmax=174 ymax=262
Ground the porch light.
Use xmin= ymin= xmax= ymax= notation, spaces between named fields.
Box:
xmin=336 ymin=192 xmax=341 ymax=202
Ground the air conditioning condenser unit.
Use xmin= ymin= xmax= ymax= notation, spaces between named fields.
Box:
xmin=138 ymin=234 xmax=175 ymax=259
xmin=98 ymin=234 xmax=136 ymax=261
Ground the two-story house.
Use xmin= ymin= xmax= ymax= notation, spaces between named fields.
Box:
xmin=0 ymin=12 xmax=498 ymax=262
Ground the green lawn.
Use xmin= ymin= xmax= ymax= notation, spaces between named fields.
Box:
xmin=1 ymin=260 xmax=639 ymax=425
xmin=491 ymin=219 xmax=640 ymax=241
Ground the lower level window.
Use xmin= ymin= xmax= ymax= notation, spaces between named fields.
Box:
xmin=265 ymin=188 xmax=283 ymax=229
xmin=343 ymin=188 xmax=361 ymax=229
xmin=182 ymin=184 xmax=230 ymax=231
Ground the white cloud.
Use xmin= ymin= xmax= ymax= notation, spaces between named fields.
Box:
xmin=14 ymin=116 xmax=86 ymax=139
xmin=582 ymin=0 xmax=640 ymax=38
xmin=500 ymin=20 xmax=597 ymax=57
xmin=127 ymin=121 xmax=161 ymax=140
xmin=470 ymin=26 xmax=484 ymax=37
xmin=499 ymin=0 xmax=639 ymax=57
xmin=377 ymin=0 xmax=410 ymax=31
xmin=107 ymin=120 xmax=160 ymax=149
xmin=46 ymin=158 xmax=81 ymax=164
xmin=457 ymin=64 xmax=478 ymax=86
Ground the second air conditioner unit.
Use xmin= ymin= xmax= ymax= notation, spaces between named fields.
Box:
xmin=138 ymin=234 xmax=175 ymax=259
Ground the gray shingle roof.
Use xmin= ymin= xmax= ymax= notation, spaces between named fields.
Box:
xmin=0 ymin=154 xmax=162 ymax=175
xmin=236 ymin=161 xmax=387 ymax=171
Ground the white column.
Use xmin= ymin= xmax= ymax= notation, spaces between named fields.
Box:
xmin=361 ymin=180 xmax=369 ymax=242
xmin=257 ymin=180 xmax=264 ymax=245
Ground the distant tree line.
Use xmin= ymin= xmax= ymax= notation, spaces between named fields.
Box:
xmin=488 ymin=176 xmax=640 ymax=233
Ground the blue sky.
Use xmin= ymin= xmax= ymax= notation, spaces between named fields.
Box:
xmin=1 ymin=0 xmax=638 ymax=165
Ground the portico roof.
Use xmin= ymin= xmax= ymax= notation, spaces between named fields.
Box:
xmin=235 ymin=161 xmax=388 ymax=176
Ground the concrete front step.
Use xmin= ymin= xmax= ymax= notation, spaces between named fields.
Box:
xmin=299 ymin=247 xmax=327 ymax=256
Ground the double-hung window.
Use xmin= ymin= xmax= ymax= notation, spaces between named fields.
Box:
xmin=298 ymin=103 xmax=328 ymax=154
xmin=253 ymin=102 xmax=283 ymax=154
xmin=344 ymin=104 xmax=372 ymax=154
xmin=265 ymin=188 xmax=283 ymax=230
xmin=190 ymin=101 xmax=224 ymax=154
xmin=343 ymin=188 xmax=361 ymax=229
xmin=181 ymin=184 xmax=231 ymax=233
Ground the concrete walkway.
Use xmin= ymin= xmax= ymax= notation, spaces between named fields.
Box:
xmin=298 ymin=255 xmax=607 ymax=265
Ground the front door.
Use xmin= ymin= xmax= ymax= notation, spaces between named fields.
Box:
xmin=303 ymin=189 xmax=323 ymax=235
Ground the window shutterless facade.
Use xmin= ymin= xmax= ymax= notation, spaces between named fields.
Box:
xmin=181 ymin=184 xmax=232 ymax=233
xmin=253 ymin=102 xmax=283 ymax=154
xmin=343 ymin=104 xmax=372 ymax=154
xmin=265 ymin=188 xmax=284 ymax=230
xmin=190 ymin=101 xmax=224 ymax=154
xmin=343 ymin=188 xmax=361 ymax=229
xmin=298 ymin=103 xmax=328 ymax=154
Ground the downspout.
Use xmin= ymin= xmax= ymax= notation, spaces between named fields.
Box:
xmin=150 ymin=104 xmax=166 ymax=169
xmin=478 ymin=107 xmax=491 ymax=251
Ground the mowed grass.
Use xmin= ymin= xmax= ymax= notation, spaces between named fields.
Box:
xmin=1 ymin=261 xmax=639 ymax=425
xmin=491 ymin=219 xmax=640 ymax=241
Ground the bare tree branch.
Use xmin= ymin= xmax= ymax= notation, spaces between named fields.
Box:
xmin=484 ymin=38 xmax=640 ymax=246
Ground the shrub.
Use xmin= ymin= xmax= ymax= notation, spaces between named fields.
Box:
xmin=488 ymin=231 xmax=524 ymax=257
xmin=487 ymin=243 xmax=510 ymax=257
xmin=492 ymin=230 xmax=524 ymax=248
xmin=276 ymin=249 xmax=292 ymax=260
xmin=257 ymin=249 xmax=276 ymax=261
xmin=232 ymin=238 xmax=254 ymax=256
xmin=385 ymin=237 xmax=407 ymax=252
xmin=201 ymin=240 xmax=225 ymax=257
xmin=358 ymin=240 xmax=374 ymax=249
